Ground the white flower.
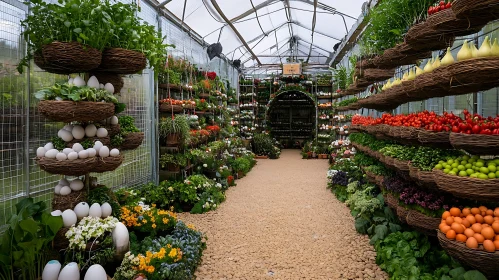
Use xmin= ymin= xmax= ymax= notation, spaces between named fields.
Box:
xmin=168 ymin=187 xmax=174 ymax=192
xmin=203 ymin=164 xmax=208 ymax=168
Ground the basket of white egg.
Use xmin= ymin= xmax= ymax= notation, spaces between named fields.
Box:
xmin=59 ymin=123 xmax=112 ymax=148
xmin=35 ymin=140 xmax=122 ymax=176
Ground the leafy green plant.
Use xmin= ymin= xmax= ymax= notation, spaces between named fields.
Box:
xmin=158 ymin=115 xmax=190 ymax=142
xmin=337 ymin=97 xmax=358 ymax=107
xmin=80 ymin=138 xmax=94 ymax=149
xmin=0 ymin=198 xmax=63 ymax=280
xmin=333 ymin=65 xmax=348 ymax=90
xmin=118 ymin=116 xmax=140 ymax=135
xmin=51 ymin=136 xmax=66 ymax=150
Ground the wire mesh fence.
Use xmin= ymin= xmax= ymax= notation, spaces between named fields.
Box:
xmin=0 ymin=0 xmax=238 ymax=228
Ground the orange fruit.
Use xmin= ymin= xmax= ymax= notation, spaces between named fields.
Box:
xmin=495 ymin=235 xmax=499 ymax=241
xmin=462 ymin=208 xmax=471 ymax=217
xmin=462 ymin=219 xmax=471 ymax=228
xmin=475 ymin=214 xmax=484 ymax=224
xmin=456 ymin=234 xmax=467 ymax=242
xmin=446 ymin=230 xmax=456 ymax=240
xmin=451 ymin=223 xmax=464 ymax=234
xmin=494 ymin=207 xmax=499 ymax=217
xmin=474 ymin=233 xmax=485 ymax=244
xmin=445 ymin=216 xmax=454 ymax=226
xmin=454 ymin=217 xmax=463 ymax=224
xmin=466 ymin=215 xmax=476 ymax=224
xmin=464 ymin=228 xmax=475 ymax=238
xmin=484 ymin=215 xmax=495 ymax=225
xmin=483 ymin=240 xmax=496 ymax=252
xmin=479 ymin=206 xmax=488 ymax=212
xmin=441 ymin=225 xmax=451 ymax=234
xmin=450 ymin=207 xmax=461 ymax=217
xmin=482 ymin=227 xmax=495 ymax=240
xmin=492 ymin=222 xmax=499 ymax=234
xmin=494 ymin=240 xmax=499 ymax=250
xmin=466 ymin=237 xmax=478 ymax=249
xmin=442 ymin=211 xmax=451 ymax=219
xmin=471 ymin=223 xmax=482 ymax=233
xmin=471 ymin=207 xmax=480 ymax=215
xmin=486 ymin=209 xmax=494 ymax=216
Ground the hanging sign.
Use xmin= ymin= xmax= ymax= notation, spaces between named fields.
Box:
xmin=282 ymin=63 xmax=301 ymax=75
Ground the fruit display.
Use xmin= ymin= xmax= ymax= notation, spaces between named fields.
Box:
xmin=434 ymin=155 xmax=499 ymax=179
xmin=439 ymin=206 xmax=499 ymax=252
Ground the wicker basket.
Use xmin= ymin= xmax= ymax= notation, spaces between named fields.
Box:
xmin=52 ymin=190 xmax=87 ymax=212
xmin=120 ymin=132 xmax=144 ymax=150
xmin=405 ymin=20 xmax=455 ymax=52
xmin=406 ymin=210 xmax=440 ymax=236
xmin=384 ymin=156 xmax=396 ymax=169
xmin=417 ymin=130 xmax=452 ymax=148
xmin=361 ymin=68 xmax=396 ymax=82
xmin=97 ymin=48 xmax=147 ymax=74
xmin=66 ymin=136 xmax=110 ymax=148
xmin=385 ymin=193 xmax=398 ymax=209
xmin=159 ymin=103 xmax=183 ymax=113
xmin=452 ymin=0 xmax=499 ymax=21
xmin=397 ymin=206 xmax=409 ymax=224
xmin=89 ymin=72 xmax=124 ymax=94
xmin=438 ymin=231 xmax=499 ymax=279
xmin=450 ymin=132 xmax=499 ymax=155
xmin=199 ymin=93 xmax=210 ymax=99
xmin=36 ymin=157 xmax=98 ymax=176
xmin=35 ymin=42 xmax=101 ymax=74
xmin=365 ymin=170 xmax=377 ymax=184
xmin=433 ymin=170 xmax=499 ymax=201
xmin=93 ymin=156 xmax=124 ymax=173
xmin=393 ymin=158 xmax=410 ymax=173
xmin=102 ymin=124 xmax=120 ymax=137
xmin=427 ymin=8 xmax=487 ymax=36
xmin=408 ymin=164 xmax=420 ymax=181
xmin=417 ymin=169 xmax=438 ymax=189
xmin=38 ymin=101 xmax=115 ymax=123
xmin=447 ymin=57 xmax=499 ymax=95
xmin=373 ymin=42 xmax=432 ymax=69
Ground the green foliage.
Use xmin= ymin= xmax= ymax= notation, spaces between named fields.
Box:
xmin=412 ymin=146 xmax=461 ymax=171
xmin=333 ymin=65 xmax=348 ymax=90
xmin=87 ymin=186 xmax=121 ymax=217
xmin=51 ymin=136 xmax=66 ymax=150
xmin=337 ymin=97 xmax=358 ymax=107
xmin=158 ymin=115 xmax=190 ymax=143
xmin=0 ymin=198 xmax=63 ymax=280
xmin=360 ymin=0 xmax=436 ymax=54
xmin=253 ymin=133 xmax=281 ymax=158
xmin=118 ymin=115 xmax=140 ymax=135
xmin=34 ymin=83 xmax=119 ymax=104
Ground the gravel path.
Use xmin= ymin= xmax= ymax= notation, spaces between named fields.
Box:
xmin=179 ymin=150 xmax=387 ymax=280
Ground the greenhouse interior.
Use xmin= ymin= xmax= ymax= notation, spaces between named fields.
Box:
xmin=3 ymin=0 xmax=499 ymax=279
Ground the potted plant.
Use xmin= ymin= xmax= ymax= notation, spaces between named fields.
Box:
xmin=158 ymin=115 xmax=190 ymax=147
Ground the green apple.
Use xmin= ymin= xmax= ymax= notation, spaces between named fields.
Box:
xmin=470 ymin=173 xmax=478 ymax=178
xmin=478 ymin=173 xmax=489 ymax=180
xmin=489 ymin=173 xmax=497 ymax=179
xmin=465 ymin=163 xmax=472 ymax=169
xmin=495 ymin=170 xmax=499 ymax=177
xmin=457 ymin=165 xmax=465 ymax=171
xmin=493 ymin=159 xmax=499 ymax=165
xmin=480 ymin=167 xmax=490 ymax=174
xmin=478 ymin=159 xmax=485 ymax=163
xmin=435 ymin=164 xmax=443 ymax=170
xmin=451 ymin=163 xmax=459 ymax=168
xmin=452 ymin=168 xmax=459 ymax=173
xmin=444 ymin=169 xmax=450 ymax=174
xmin=447 ymin=159 xmax=454 ymax=164
xmin=462 ymin=155 xmax=470 ymax=161
xmin=476 ymin=162 xmax=484 ymax=168
xmin=488 ymin=165 xmax=497 ymax=172
xmin=466 ymin=169 xmax=474 ymax=175
xmin=449 ymin=171 xmax=457 ymax=176
xmin=459 ymin=171 xmax=468 ymax=177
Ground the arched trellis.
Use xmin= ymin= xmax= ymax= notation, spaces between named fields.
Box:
xmin=267 ymin=89 xmax=316 ymax=146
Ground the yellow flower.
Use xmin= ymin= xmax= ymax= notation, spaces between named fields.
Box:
xmin=152 ymin=223 xmax=156 ymax=229
xmin=187 ymin=224 xmax=196 ymax=230
xmin=152 ymin=203 xmax=156 ymax=207
xmin=147 ymin=266 xmax=155 ymax=273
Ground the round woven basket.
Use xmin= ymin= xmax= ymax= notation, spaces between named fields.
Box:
xmin=364 ymin=170 xmax=377 ymax=184
xmin=405 ymin=20 xmax=455 ymax=52
xmin=393 ymin=158 xmax=410 ymax=173
xmin=52 ymin=190 xmax=87 ymax=212
xmin=417 ymin=130 xmax=452 ymax=148
xmin=36 ymin=157 xmax=98 ymax=176
xmin=160 ymin=103 xmax=183 ymax=113
xmin=449 ymin=132 xmax=499 ymax=155
xmin=384 ymin=156 xmax=395 ymax=169
xmin=406 ymin=210 xmax=440 ymax=236
xmin=447 ymin=57 xmax=499 ymax=95
xmin=427 ymin=8 xmax=487 ymax=36
xmin=184 ymin=104 xmax=195 ymax=110
xmin=417 ymin=169 xmax=438 ymax=189
xmin=97 ymin=48 xmax=147 ymax=74
xmin=385 ymin=193 xmax=398 ymax=209
xmin=120 ymin=132 xmax=144 ymax=151
xmin=397 ymin=206 xmax=409 ymax=224
xmin=438 ymin=231 xmax=499 ymax=279
xmin=66 ymin=136 xmax=110 ymax=148
xmin=38 ymin=101 xmax=115 ymax=123
xmin=35 ymin=41 xmax=101 ymax=74
xmin=89 ymin=72 xmax=124 ymax=94
xmin=433 ymin=170 xmax=499 ymax=201
xmin=373 ymin=42 xmax=432 ymax=68
xmin=93 ymin=156 xmax=124 ymax=173
xmin=452 ymin=0 xmax=499 ymax=21
xmin=375 ymin=175 xmax=385 ymax=187
xmin=102 ymin=124 xmax=120 ymax=137
xmin=361 ymin=68 xmax=396 ymax=82
xmin=408 ymin=164 xmax=420 ymax=181
xmin=199 ymin=93 xmax=210 ymax=99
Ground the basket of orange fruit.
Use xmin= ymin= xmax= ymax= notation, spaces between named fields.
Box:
xmin=438 ymin=206 xmax=499 ymax=278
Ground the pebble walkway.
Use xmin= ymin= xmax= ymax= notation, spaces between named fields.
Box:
xmin=179 ymin=150 xmax=387 ymax=280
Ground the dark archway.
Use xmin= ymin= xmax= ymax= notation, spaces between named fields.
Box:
xmin=267 ymin=90 xmax=316 ymax=147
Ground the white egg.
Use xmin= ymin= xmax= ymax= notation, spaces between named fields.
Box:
xmin=110 ymin=149 xmax=120 ymax=157
xmin=74 ymin=202 xmax=90 ymax=219
xmin=61 ymin=210 xmax=77 ymax=227
xmin=96 ymin=128 xmax=108 ymax=138
xmin=70 ymin=179 xmax=84 ymax=191
xmin=60 ymin=130 xmax=74 ymax=142
xmin=63 ymin=148 xmax=74 ymax=155
xmin=56 ymin=152 xmax=67 ymax=161
xmin=67 ymin=152 xmax=78 ymax=161
xmin=100 ymin=202 xmax=112 ymax=218
xmin=72 ymin=143 xmax=84 ymax=153
xmin=113 ymin=222 xmax=130 ymax=257
xmin=72 ymin=125 xmax=85 ymax=140
xmin=84 ymin=264 xmax=107 ymax=280
xmin=89 ymin=203 xmax=102 ymax=218
xmin=36 ymin=147 xmax=46 ymax=157
xmin=57 ymin=129 xmax=66 ymax=138
xmin=85 ymin=124 xmax=97 ymax=137
xmin=99 ymin=83 xmax=104 ymax=89
xmin=58 ymin=262 xmax=79 ymax=280
xmin=42 ymin=260 xmax=62 ymax=280
xmin=63 ymin=124 xmax=73 ymax=131
xmin=95 ymin=141 xmax=103 ymax=146
xmin=78 ymin=150 xmax=89 ymax=159
xmin=59 ymin=186 xmax=72 ymax=196
xmin=87 ymin=148 xmax=97 ymax=158
xmin=110 ymin=116 xmax=119 ymax=125
xmin=104 ymin=83 xmax=115 ymax=94
xmin=44 ymin=142 xmax=54 ymax=151
xmin=59 ymin=178 xmax=69 ymax=186
xmin=45 ymin=149 xmax=59 ymax=159
xmin=51 ymin=210 xmax=62 ymax=216
xmin=99 ymin=146 xmax=110 ymax=157
xmin=54 ymin=185 xmax=62 ymax=194
xmin=73 ymin=76 xmax=86 ymax=87
xmin=68 ymin=78 xmax=74 ymax=85
xmin=87 ymin=76 xmax=100 ymax=89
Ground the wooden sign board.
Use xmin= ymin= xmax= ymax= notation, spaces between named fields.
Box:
xmin=282 ymin=63 xmax=301 ymax=75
